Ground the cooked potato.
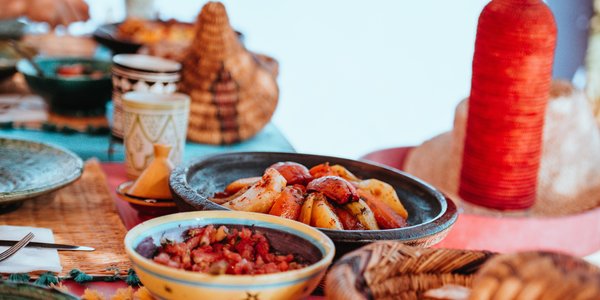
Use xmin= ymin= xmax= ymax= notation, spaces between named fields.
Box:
xmin=310 ymin=193 xmax=343 ymax=230
xmin=345 ymin=199 xmax=379 ymax=230
xmin=298 ymin=192 xmax=316 ymax=225
xmin=224 ymin=177 xmax=261 ymax=195
xmin=222 ymin=168 xmax=286 ymax=213
xmin=330 ymin=164 xmax=360 ymax=182
xmin=356 ymin=179 xmax=408 ymax=219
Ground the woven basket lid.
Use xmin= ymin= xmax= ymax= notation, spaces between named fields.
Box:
xmin=326 ymin=241 xmax=600 ymax=300
xmin=470 ymin=251 xmax=600 ymax=300
xmin=180 ymin=1 xmax=279 ymax=144
xmin=325 ymin=241 xmax=494 ymax=300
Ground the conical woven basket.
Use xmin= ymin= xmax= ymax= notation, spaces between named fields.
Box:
xmin=180 ymin=2 xmax=279 ymax=144
xmin=325 ymin=241 xmax=494 ymax=300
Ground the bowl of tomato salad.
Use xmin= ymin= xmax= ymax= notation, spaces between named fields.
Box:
xmin=124 ymin=211 xmax=335 ymax=300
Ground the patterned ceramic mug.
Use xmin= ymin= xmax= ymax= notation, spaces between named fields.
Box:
xmin=122 ymin=92 xmax=190 ymax=178
xmin=111 ymin=54 xmax=181 ymax=139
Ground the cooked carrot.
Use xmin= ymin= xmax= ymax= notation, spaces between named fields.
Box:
xmin=268 ymin=185 xmax=305 ymax=220
xmin=309 ymin=163 xmax=335 ymax=178
xmin=334 ymin=206 xmax=365 ymax=230
xmin=359 ymin=190 xmax=407 ymax=229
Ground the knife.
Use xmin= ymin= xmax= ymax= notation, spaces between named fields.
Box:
xmin=0 ymin=240 xmax=94 ymax=251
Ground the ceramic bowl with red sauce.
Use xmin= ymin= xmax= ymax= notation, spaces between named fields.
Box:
xmin=124 ymin=211 xmax=335 ymax=300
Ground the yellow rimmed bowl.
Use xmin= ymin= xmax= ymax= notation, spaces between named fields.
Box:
xmin=124 ymin=211 xmax=335 ymax=300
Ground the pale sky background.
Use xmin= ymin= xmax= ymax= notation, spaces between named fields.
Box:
xmin=84 ymin=0 xmax=588 ymax=159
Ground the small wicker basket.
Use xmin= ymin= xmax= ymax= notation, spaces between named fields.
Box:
xmin=325 ymin=241 xmax=494 ymax=300
xmin=326 ymin=241 xmax=600 ymax=300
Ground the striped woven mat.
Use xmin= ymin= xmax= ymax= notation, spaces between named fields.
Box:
xmin=0 ymin=159 xmax=130 ymax=276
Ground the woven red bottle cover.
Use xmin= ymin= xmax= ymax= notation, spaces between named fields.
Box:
xmin=459 ymin=0 xmax=557 ymax=210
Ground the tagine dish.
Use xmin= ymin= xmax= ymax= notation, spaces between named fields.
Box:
xmin=211 ymin=162 xmax=409 ymax=231
xmin=115 ymin=18 xmax=194 ymax=46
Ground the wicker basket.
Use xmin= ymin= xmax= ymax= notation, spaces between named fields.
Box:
xmin=326 ymin=242 xmax=600 ymax=300
xmin=180 ymin=2 xmax=279 ymax=145
xmin=325 ymin=241 xmax=494 ymax=300
xmin=470 ymin=251 xmax=600 ymax=300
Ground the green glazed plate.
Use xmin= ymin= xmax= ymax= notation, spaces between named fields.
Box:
xmin=0 ymin=137 xmax=83 ymax=204
xmin=0 ymin=281 xmax=78 ymax=300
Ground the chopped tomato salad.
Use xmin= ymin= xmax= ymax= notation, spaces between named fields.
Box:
xmin=152 ymin=225 xmax=307 ymax=275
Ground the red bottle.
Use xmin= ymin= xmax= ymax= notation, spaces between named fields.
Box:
xmin=459 ymin=0 xmax=557 ymax=210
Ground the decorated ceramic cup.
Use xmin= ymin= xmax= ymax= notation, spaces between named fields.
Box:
xmin=122 ymin=92 xmax=190 ymax=178
xmin=111 ymin=54 xmax=181 ymax=139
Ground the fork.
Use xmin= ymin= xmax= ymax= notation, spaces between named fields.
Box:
xmin=0 ymin=232 xmax=34 ymax=262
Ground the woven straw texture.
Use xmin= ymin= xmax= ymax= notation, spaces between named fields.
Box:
xmin=325 ymin=241 xmax=494 ymax=300
xmin=0 ymin=160 xmax=129 ymax=276
xmin=470 ymin=251 xmax=600 ymax=300
xmin=326 ymin=242 xmax=600 ymax=300
xmin=459 ymin=0 xmax=556 ymax=210
xmin=180 ymin=2 xmax=279 ymax=145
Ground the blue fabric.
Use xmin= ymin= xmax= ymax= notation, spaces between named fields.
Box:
xmin=0 ymin=123 xmax=295 ymax=162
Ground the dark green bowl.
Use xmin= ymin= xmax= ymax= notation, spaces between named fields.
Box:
xmin=17 ymin=57 xmax=112 ymax=116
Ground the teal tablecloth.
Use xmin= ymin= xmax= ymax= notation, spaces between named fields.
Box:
xmin=0 ymin=123 xmax=294 ymax=162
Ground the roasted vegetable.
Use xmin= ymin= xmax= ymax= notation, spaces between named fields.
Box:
xmin=310 ymin=193 xmax=343 ymax=230
xmin=359 ymin=190 xmax=407 ymax=229
xmin=210 ymin=185 xmax=250 ymax=205
xmin=309 ymin=163 xmax=336 ymax=178
xmin=224 ymin=177 xmax=261 ymax=195
xmin=330 ymin=164 xmax=360 ymax=182
xmin=222 ymin=168 xmax=286 ymax=213
xmin=309 ymin=163 xmax=359 ymax=182
xmin=334 ymin=206 xmax=365 ymax=230
xmin=268 ymin=185 xmax=305 ymax=220
xmin=298 ymin=192 xmax=317 ymax=225
xmin=269 ymin=162 xmax=312 ymax=185
xmin=345 ymin=199 xmax=379 ymax=230
xmin=356 ymin=179 xmax=408 ymax=219
xmin=306 ymin=176 xmax=359 ymax=205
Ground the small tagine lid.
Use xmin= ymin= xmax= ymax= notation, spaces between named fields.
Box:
xmin=128 ymin=144 xmax=174 ymax=199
